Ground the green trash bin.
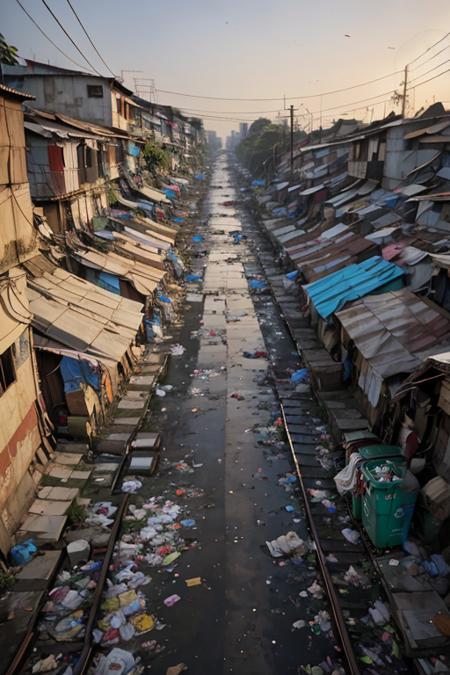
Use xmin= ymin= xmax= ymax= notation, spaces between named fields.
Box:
xmin=361 ymin=459 xmax=418 ymax=548
xmin=351 ymin=445 xmax=404 ymax=519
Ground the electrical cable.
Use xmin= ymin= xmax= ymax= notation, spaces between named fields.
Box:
xmin=14 ymin=0 xmax=94 ymax=72
xmin=40 ymin=0 xmax=103 ymax=76
xmin=409 ymin=43 xmax=450 ymax=72
xmin=64 ymin=0 xmax=117 ymax=78
xmin=155 ymin=69 xmax=403 ymax=103
xmin=411 ymin=67 xmax=450 ymax=90
xmin=408 ymin=31 xmax=450 ymax=67
xmin=409 ymin=58 xmax=450 ymax=84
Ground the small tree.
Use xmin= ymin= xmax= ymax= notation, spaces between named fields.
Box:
xmin=142 ymin=141 xmax=171 ymax=175
xmin=0 ymin=34 xmax=19 ymax=65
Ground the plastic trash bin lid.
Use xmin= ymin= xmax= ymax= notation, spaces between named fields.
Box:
xmin=359 ymin=444 xmax=403 ymax=460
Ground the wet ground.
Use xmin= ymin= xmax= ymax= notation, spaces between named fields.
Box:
xmin=131 ymin=157 xmax=340 ymax=674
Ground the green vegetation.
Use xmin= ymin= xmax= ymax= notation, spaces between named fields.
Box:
xmin=0 ymin=34 xmax=19 ymax=65
xmin=235 ymin=118 xmax=288 ymax=177
xmin=142 ymin=141 xmax=171 ymax=174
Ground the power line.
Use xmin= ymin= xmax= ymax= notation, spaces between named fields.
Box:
xmin=64 ymin=0 xmax=117 ymax=77
xmin=40 ymin=0 xmax=103 ymax=75
xmin=409 ymin=43 xmax=450 ymax=72
xmin=14 ymin=0 xmax=94 ymax=72
xmin=409 ymin=58 xmax=450 ymax=84
xmin=408 ymin=31 xmax=450 ymax=66
xmin=155 ymin=69 xmax=402 ymax=103
xmin=178 ymin=106 xmax=284 ymax=115
xmin=411 ymin=66 xmax=450 ymax=90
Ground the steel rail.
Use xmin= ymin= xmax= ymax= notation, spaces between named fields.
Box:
xmin=280 ymin=397 xmax=361 ymax=674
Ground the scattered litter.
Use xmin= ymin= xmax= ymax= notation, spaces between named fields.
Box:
xmin=121 ymin=480 xmax=143 ymax=494
xmin=166 ymin=665 xmax=188 ymax=675
xmin=243 ymin=349 xmax=267 ymax=359
xmin=164 ymin=594 xmax=181 ymax=607
xmin=368 ymin=599 xmax=391 ymax=625
xmin=266 ymin=532 xmax=307 ymax=558
xmin=341 ymin=528 xmax=361 ymax=545
xmin=292 ymin=619 xmax=305 ymax=630
xmin=230 ymin=392 xmax=245 ymax=400
xmin=185 ymin=577 xmax=202 ymax=587
xmin=290 ymin=368 xmax=309 ymax=384
xmin=156 ymin=388 xmax=166 ymax=397
xmin=180 ymin=519 xmax=196 ymax=528
xmin=170 ymin=344 xmax=186 ymax=356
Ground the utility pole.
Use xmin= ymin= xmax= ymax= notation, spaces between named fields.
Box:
xmin=401 ymin=65 xmax=409 ymax=117
xmin=290 ymin=104 xmax=295 ymax=178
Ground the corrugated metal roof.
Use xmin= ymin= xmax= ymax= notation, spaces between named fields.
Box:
xmin=336 ymin=289 xmax=450 ymax=405
xmin=404 ymin=120 xmax=450 ymax=140
xmin=303 ymin=256 xmax=405 ymax=319
xmin=0 ymin=82 xmax=34 ymax=100
xmin=27 ymin=264 xmax=143 ymax=372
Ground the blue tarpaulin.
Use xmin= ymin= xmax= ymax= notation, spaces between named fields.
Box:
xmin=185 ymin=273 xmax=202 ymax=282
xmin=303 ymin=256 xmax=405 ymax=319
xmin=251 ymin=179 xmax=265 ymax=187
xmin=172 ymin=216 xmax=185 ymax=224
xmin=128 ymin=142 xmax=140 ymax=157
xmin=60 ymin=356 xmax=100 ymax=393
xmin=158 ymin=295 xmax=172 ymax=303
xmin=286 ymin=270 xmax=299 ymax=281
xmin=192 ymin=234 xmax=204 ymax=243
xmin=98 ymin=271 xmax=120 ymax=295
xmin=164 ymin=189 xmax=176 ymax=199
xmin=195 ymin=174 xmax=205 ymax=181
xmin=249 ymin=279 xmax=268 ymax=290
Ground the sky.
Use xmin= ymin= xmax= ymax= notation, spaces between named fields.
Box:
xmin=3 ymin=0 xmax=450 ymax=139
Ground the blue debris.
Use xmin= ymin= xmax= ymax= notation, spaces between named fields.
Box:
xmin=192 ymin=234 xmax=204 ymax=243
xmin=249 ymin=279 xmax=268 ymax=290
xmin=158 ymin=295 xmax=172 ymax=303
xmin=180 ymin=519 xmax=196 ymax=528
xmin=290 ymin=368 xmax=309 ymax=385
xmin=185 ymin=273 xmax=203 ymax=283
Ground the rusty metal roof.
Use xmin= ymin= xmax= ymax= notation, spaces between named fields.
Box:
xmin=336 ymin=289 xmax=450 ymax=405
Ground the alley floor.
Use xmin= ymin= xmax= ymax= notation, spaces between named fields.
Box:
xmin=129 ymin=157 xmax=339 ymax=674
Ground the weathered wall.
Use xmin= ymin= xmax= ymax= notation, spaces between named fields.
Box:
xmin=12 ymin=75 xmax=114 ymax=127
xmin=0 ymin=95 xmax=37 ymax=273
xmin=0 ymin=322 xmax=42 ymax=540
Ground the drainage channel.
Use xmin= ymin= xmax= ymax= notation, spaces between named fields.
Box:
xmin=234 ymin=166 xmax=413 ymax=675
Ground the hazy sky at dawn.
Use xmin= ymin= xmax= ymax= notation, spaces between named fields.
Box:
xmin=3 ymin=0 xmax=450 ymax=138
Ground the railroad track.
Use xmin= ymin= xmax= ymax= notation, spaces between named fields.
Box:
xmin=236 ymin=174 xmax=413 ymax=675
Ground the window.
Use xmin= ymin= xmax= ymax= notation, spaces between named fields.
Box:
xmin=0 ymin=346 xmax=16 ymax=395
xmin=87 ymin=84 xmax=103 ymax=98
xmin=116 ymin=96 xmax=122 ymax=114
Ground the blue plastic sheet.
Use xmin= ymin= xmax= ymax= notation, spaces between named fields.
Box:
xmin=195 ymin=174 xmax=205 ymax=181
xmin=158 ymin=295 xmax=172 ymax=303
xmin=192 ymin=234 xmax=204 ymax=243
xmin=303 ymin=256 xmax=405 ymax=319
xmin=164 ymin=189 xmax=176 ymax=199
xmin=290 ymin=368 xmax=309 ymax=384
xmin=185 ymin=274 xmax=202 ymax=282
xmin=249 ymin=279 xmax=267 ymax=290
xmin=98 ymin=271 xmax=120 ymax=295
xmin=286 ymin=270 xmax=299 ymax=281
xmin=172 ymin=216 xmax=185 ymax=224
xmin=60 ymin=356 xmax=101 ymax=393
xmin=128 ymin=142 xmax=140 ymax=157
